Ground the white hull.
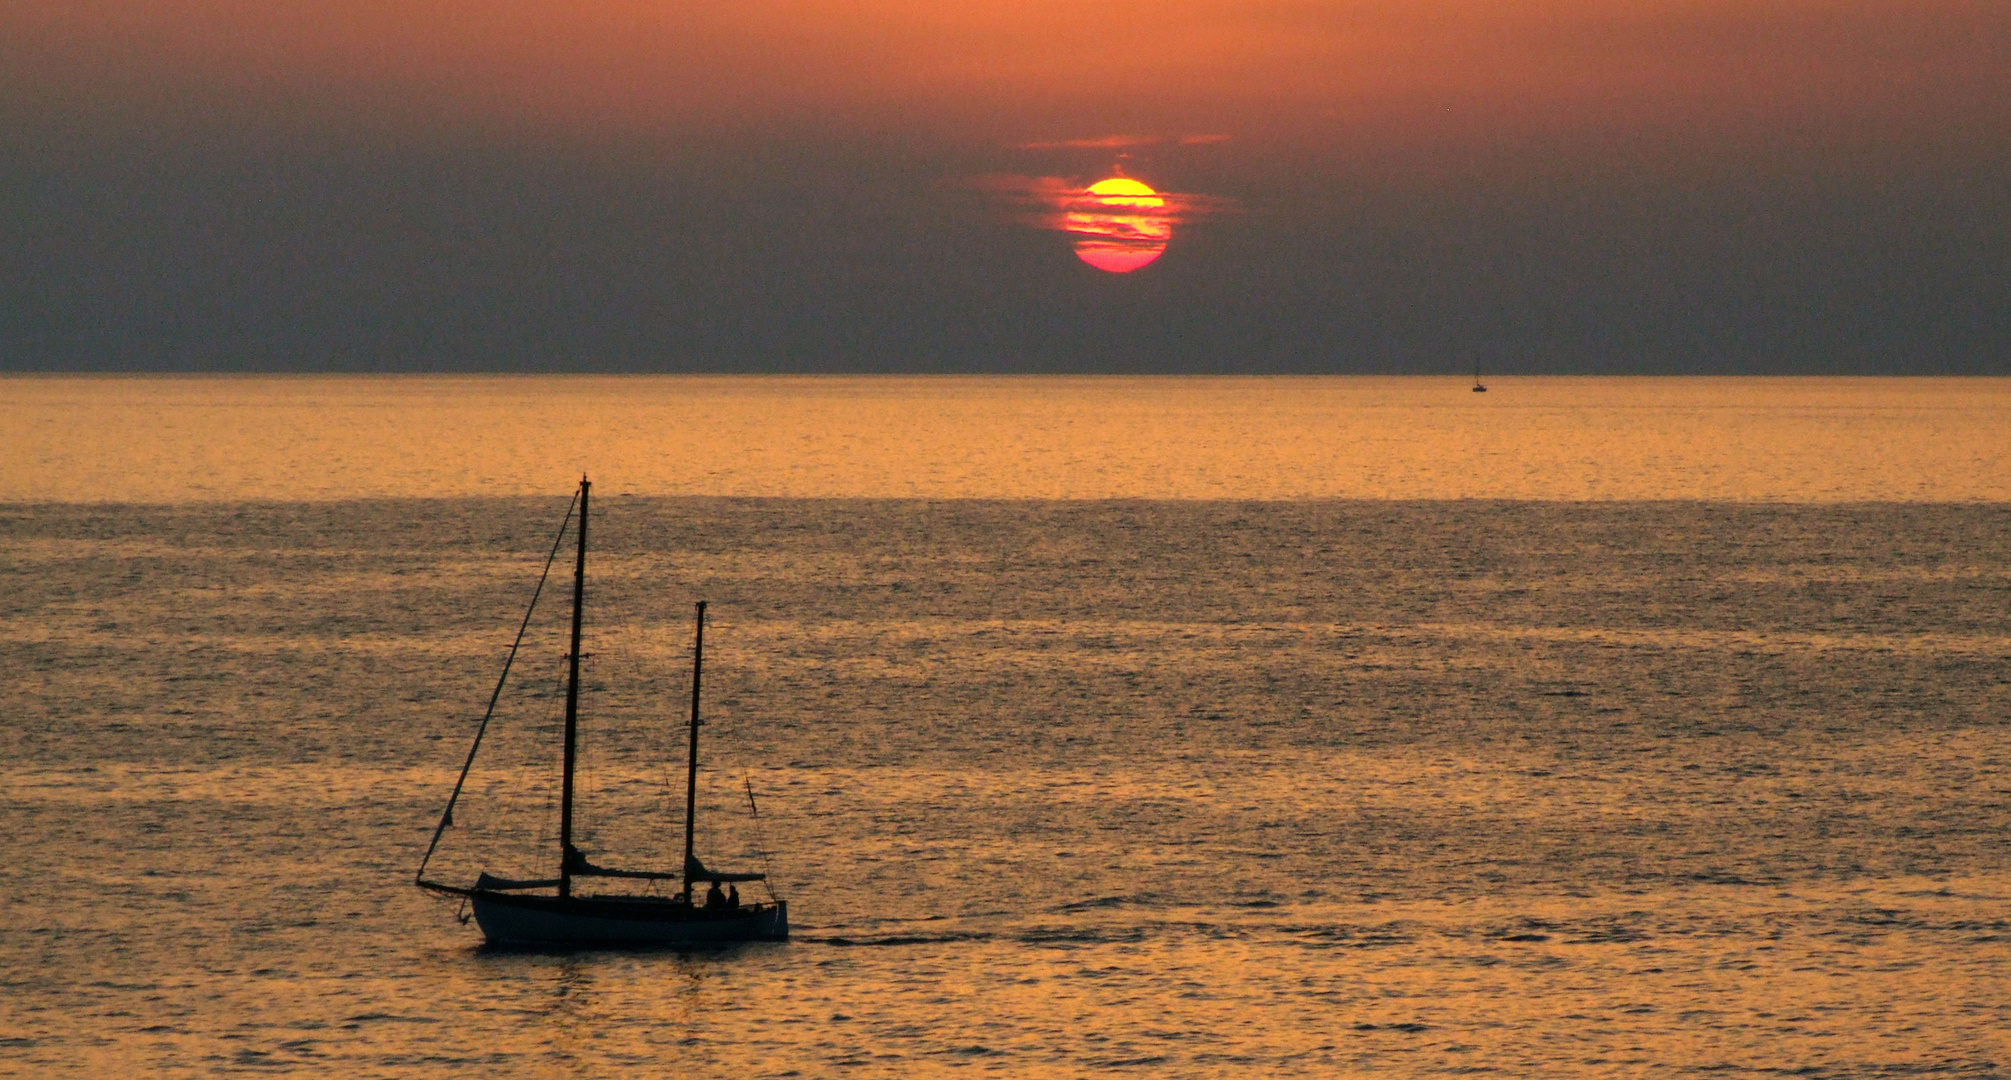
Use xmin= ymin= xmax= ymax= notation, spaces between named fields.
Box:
xmin=470 ymin=893 xmax=788 ymax=946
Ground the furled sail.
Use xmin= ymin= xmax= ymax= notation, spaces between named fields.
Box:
xmin=549 ymin=851 xmax=763 ymax=883
xmin=686 ymin=854 xmax=766 ymax=883
xmin=475 ymin=873 xmax=564 ymax=891
xmin=564 ymin=848 xmax=682 ymax=881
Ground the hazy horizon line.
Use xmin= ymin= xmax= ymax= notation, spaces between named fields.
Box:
xmin=7 ymin=371 xmax=2009 ymax=381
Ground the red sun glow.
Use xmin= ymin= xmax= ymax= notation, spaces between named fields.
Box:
xmin=1064 ymin=178 xmax=1172 ymax=273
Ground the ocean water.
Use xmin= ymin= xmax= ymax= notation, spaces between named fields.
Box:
xmin=3 ymin=377 xmax=2009 ymax=1078
xmin=5 ymin=375 xmax=2009 ymax=502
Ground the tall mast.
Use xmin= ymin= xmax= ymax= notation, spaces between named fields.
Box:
xmin=558 ymin=476 xmax=589 ymax=899
xmin=682 ymin=600 xmax=706 ymax=903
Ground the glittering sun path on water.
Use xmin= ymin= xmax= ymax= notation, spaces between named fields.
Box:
xmin=3 ymin=375 xmax=2008 ymax=502
xmin=2 ymin=377 xmax=2008 ymax=1077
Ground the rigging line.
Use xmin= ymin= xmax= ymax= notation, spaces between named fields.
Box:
xmin=414 ymin=490 xmax=581 ymax=886
xmin=578 ymin=646 xmax=594 ymax=847
xmin=744 ymin=770 xmax=779 ymax=903
xmin=538 ymin=662 xmax=565 ymax=849
xmin=659 ymin=669 xmax=686 ymax=843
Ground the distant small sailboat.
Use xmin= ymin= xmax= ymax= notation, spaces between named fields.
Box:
xmin=1472 ymin=358 xmax=1488 ymax=393
xmin=416 ymin=477 xmax=787 ymax=946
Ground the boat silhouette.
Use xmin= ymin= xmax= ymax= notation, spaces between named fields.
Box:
xmin=416 ymin=477 xmax=787 ymax=945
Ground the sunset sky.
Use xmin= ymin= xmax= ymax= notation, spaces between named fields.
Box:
xmin=3 ymin=1 xmax=2006 ymax=372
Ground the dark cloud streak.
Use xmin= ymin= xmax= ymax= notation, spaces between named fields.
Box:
xmin=3 ymin=125 xmax=2000 ymax=373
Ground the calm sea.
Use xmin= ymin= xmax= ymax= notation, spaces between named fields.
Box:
xmin=3 ymin=376 xmax=2008 ymax=1078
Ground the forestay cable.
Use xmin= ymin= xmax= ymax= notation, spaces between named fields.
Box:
xmin=415 ymin=491 xmax=580 ymax=886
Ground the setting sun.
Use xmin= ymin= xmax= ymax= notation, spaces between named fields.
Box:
xmin=1064 ymin=177 xmax=1171 ymax=273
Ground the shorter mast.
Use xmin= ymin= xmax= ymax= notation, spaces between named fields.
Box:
xmin=558 ymin=476 xmax=589 ymax=899
xmin=682 ymin=601 xmax=707 ymax=903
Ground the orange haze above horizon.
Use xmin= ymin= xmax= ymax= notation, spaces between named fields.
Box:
xmin=6 ymin=1 xmax=2006 ymax=151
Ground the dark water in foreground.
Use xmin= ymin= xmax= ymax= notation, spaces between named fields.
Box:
xmin=5 ymin=499 xmax=2009 ymax=1077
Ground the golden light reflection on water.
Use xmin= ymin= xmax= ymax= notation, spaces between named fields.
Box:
xmin=6 ymin=490 xmax=2008 ymax=1075
xmin=5 ymin=376 xmax=2006 ymax=503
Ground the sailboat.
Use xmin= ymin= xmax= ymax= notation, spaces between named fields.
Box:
xmin=1471 ymin=357 xmax=1488 ymax=393
xmin=415 ymin=477 xmax=788 ymax=946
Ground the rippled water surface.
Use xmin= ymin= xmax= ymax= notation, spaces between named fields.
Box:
xmin=3 ymin=378 xmax=2010 ymax=1077
xmin=5 ymin=375 xmax=2008 ymax=502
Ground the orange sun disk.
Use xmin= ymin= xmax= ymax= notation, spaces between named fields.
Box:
xmin=1064 ymin=178 xmax=1171 ymax=273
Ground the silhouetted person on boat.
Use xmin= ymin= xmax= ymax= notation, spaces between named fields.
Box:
xmin=727 ymin=884 xmax=740 ymax=910
xmin=705 ymin=881 xmax=726 ymax=909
